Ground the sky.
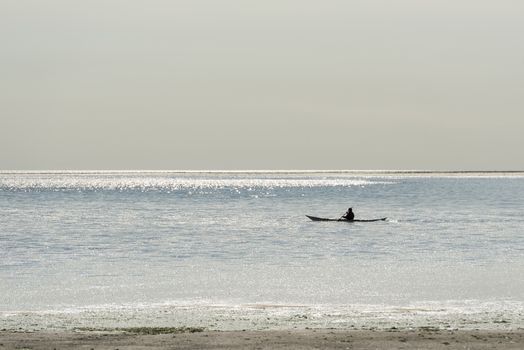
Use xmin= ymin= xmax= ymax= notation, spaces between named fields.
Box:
xmin=1 ymin=0 xmax=523 ymax=170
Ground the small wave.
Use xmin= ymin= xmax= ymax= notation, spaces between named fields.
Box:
xmin=2 ymin=300 xmax=523 ymax=331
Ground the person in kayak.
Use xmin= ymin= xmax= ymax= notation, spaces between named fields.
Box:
xmin=342 ymin=207 xmax=354 ymax=221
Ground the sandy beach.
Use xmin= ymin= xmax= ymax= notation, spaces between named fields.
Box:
xmin=1 ymin=328 xmax=524 ymax=349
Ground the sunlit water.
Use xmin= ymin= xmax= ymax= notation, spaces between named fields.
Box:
xmin=1 ymin=171 xmax=523 ymax=330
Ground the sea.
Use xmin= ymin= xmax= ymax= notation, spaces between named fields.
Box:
xmin=1 ymin=171 xmax=523 ymax=331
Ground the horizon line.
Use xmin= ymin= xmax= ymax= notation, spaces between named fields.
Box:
xmin=1 ymin=169 xmax=524 ymax=174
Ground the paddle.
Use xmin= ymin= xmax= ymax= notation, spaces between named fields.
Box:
xmin=338 ymin=213 xmax=351 ymax=221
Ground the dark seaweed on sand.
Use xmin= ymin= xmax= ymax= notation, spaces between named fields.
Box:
xmin=74 ymin=326 xmax=205 ymax=334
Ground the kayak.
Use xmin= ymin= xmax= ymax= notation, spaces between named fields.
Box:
xmin=306 ymin=215 xmax=387 ymax=222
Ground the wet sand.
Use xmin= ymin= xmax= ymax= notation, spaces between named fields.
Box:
xmin=1 ymin=328 xmax=523 ymax=349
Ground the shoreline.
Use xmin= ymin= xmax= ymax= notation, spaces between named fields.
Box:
xmin=1 ymin=328 xmax=523 ymax=349
xmin=3 ymin=299 xmax=524 ymax=334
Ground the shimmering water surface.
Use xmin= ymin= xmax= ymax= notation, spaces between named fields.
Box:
xmin=1 ymin=171 xmax=523 ymax=330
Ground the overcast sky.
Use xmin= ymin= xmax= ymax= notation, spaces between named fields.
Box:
xmin=1 ymin=0 xmax=523 ymax=170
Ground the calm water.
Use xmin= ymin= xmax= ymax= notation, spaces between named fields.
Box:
xmin=1 ymin=171 xmax=523 ymax=330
